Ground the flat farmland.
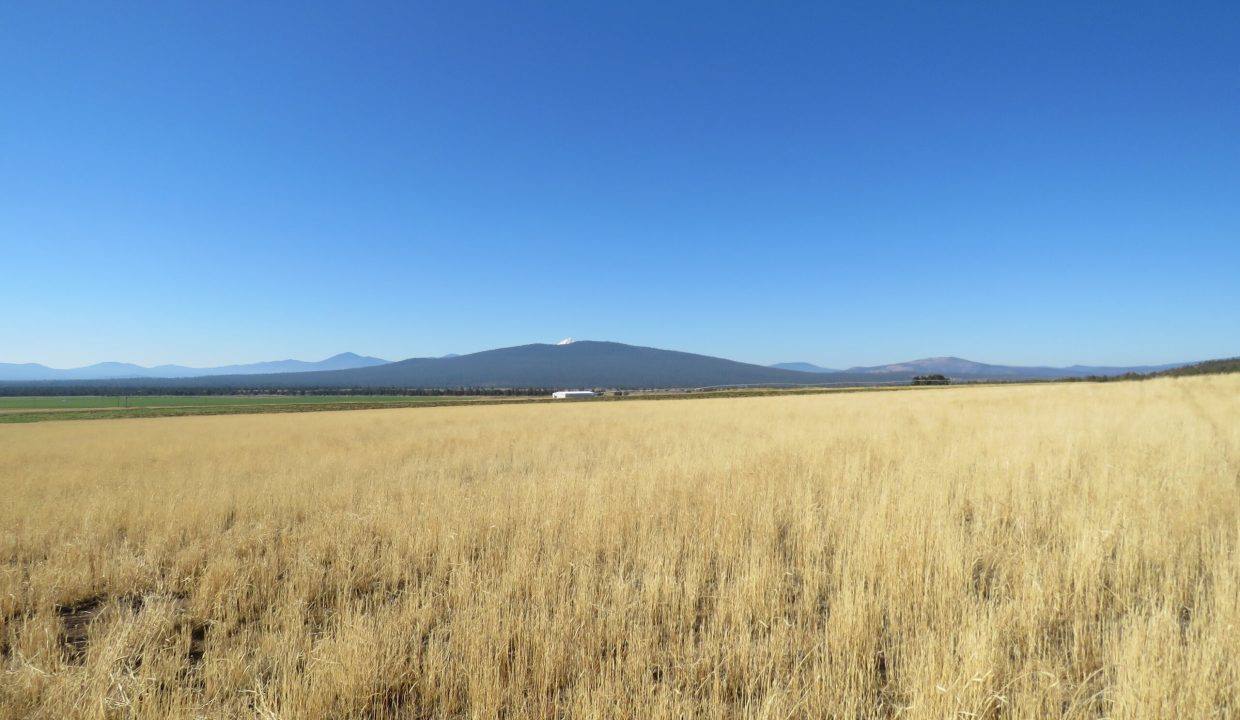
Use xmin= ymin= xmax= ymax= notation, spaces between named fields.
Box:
xmin=0 ymin=376 xmax=1236 ymax=718
xmin=0 ymin=395 xmax=486 ymax=410
xmin=0 ymin=395 xmax=503 ymax=423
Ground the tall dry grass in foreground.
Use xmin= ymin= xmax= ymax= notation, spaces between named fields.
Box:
xmin=0 ymin=377 xmax=1236 ymax=719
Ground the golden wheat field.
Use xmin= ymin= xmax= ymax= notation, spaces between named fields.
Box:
xmin=0 ymin=376 xmax=1236 ymax=719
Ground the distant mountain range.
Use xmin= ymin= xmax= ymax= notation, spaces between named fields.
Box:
xmin=769 ymin=356 xmax=1186 ymax=379
xmin=769 ymin=362 xmax=840 ymax=373
xmin=0 ymin=343 xmax=1200 ymax=389
xmin=834 ymin=356 xmax=1188 ymax=379
xmin=0 ymin=352 xmax=389 ymax=381
xmin=11 ymin=342 xmax=837 ymax=390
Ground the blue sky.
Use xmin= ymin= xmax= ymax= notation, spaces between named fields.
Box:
xmin=2 ymin=2 xmax=1237 ymax=369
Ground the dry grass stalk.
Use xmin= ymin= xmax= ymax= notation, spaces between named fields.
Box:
xmin=0 ymin=376 xmax=1236 ymax=718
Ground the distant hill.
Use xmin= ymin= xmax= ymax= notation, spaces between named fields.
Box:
xmin=1157 ymin=357 xmax=1240 ymax=377
xmin=1 ymin=344 xmax=1207 ymax=391
xmin=174 ymin=352 xmax=391 ymax=377
xmin=0 ymin=352 xmax=389 ymax=381
xmin=844 ymin=356 xmax=1189 ymax=380
xmin=8 ymin=342 xmax=852 ymax=390
xmin=769 ymin=362 xmax=840 ymax=373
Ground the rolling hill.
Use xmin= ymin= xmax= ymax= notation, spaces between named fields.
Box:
xmin=1156 ymin=357 xmax=1240 ymax=377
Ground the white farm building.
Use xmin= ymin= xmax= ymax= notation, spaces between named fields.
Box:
xmin=551 ymin=390 xmax=596 ymax=399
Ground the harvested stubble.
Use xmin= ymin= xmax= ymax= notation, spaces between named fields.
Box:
xmin=0 ymin=376 xmax=1236 ymax=718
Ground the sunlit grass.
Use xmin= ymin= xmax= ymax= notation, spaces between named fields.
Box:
xmin=0 ymin=376 xmax=1235 ymax=718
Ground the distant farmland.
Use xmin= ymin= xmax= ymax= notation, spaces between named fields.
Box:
xmin=0 ymin=386 xmax=923 ymax=424
xmin=0 ymin=395 xmax=503 ymax=423
xmin=0 ymin=395 xmax=473 ymax=410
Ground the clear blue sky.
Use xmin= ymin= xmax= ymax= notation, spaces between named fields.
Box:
xmin=2 ymin=2 xmax=1237 ymax=369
